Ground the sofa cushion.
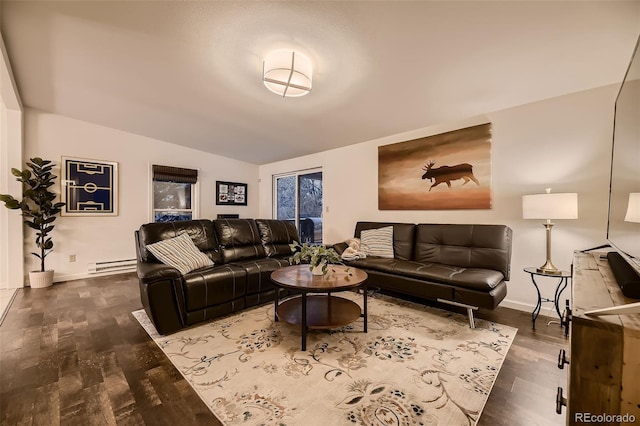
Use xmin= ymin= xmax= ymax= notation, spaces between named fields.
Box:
xmin=182 ymin=264 xmax=247 ymax=312
xmin=214 ymin=219 xmax=266 ymax=262
xmin=255 ymin=219 xmax=299 ymax=257
xmin=360 ymin=268 xmax=454 ymax=301
xmin=137 ymin=219 xmax=222 ymax=264
xmin=146 ymin=233 xmax=214 ymax=275
xmin=401 ymin=263 xmax=505 ymax=291
xmin=354 ymin=222 xmax=416 ymax=260
xmin=346 ymin=257 xmax=504 ymax=291
xmin=230 ymin=257 xmax=292 ymax=295
xmin=360 ymin=226 xmax=394 ymax=258
xmin=414 ymin=224 xmax=512 ymax=280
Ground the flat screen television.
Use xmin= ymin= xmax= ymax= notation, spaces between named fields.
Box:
xmin=606 ymin=34 xmax=640 ymax=296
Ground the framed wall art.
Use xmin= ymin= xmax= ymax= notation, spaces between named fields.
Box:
xmin=61 ymin=156 xmax=118 ymax=216
xmin=216 ymin=181 xmax=247 ymax=206
xmin=378 ymin=123 xmax=492 ymax=210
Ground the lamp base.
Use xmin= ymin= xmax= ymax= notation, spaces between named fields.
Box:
xmin=537 ymin=221 xmax=562 ymax=275
xmin=536 ymin=266 xmax=563 ymax=276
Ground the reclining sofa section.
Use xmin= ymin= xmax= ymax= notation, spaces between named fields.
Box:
xmin=334 ymin=222 xmax=513 ymax=327
xmin=135 ymin=218 xmax=298 ymax=335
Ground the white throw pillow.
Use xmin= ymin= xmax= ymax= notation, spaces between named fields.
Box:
xmin=360 ymin=226 xmax=394 ymax=258
xmin=146 ymin=232 xmax=213 ymax=275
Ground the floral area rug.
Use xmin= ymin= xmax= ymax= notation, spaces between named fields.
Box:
xmin=132 ymin=292 xmax=516 ymax=426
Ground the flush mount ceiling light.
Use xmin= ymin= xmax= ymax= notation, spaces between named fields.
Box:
xmin=262 ymin=50 xmax=312 ymax=97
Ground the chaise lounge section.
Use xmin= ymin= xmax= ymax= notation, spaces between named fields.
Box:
xmin=333 ymin=221 xmax=513 ymax=327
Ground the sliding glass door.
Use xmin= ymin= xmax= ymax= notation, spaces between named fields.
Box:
xmin=274 ymin=169 xmax=323 ymax=244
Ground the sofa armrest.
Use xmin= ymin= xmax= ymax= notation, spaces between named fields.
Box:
xmin=134 ymin=229 xmax=186 ymax=335
xmin=137 ymin=261 xmax=182 ymax=284
xmin=138 ymin=277 xmax=186 ymax=335
xmin=136 ymin=261 xmax=185 ymax=335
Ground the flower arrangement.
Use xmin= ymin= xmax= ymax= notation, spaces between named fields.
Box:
xmin=289 ymin=242 xmax=348 ymax=275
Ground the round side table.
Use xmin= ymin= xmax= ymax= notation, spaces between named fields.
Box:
xmin=524 ymin=267 xmax=571 ymax=329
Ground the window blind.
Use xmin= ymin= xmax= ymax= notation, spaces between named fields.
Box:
xmin=152 ymin=165 xmax=198 ymax=184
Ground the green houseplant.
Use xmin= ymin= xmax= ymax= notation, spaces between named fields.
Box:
xmin=290 ymin=242 xmax=348 ymax=276
xmin=0 ymin=157 xmax=65 ymax=288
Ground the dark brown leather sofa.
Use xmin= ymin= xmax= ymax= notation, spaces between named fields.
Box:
xmin=333 ymin=221 xmax=513 ymax=327
xmin=134 ymin=218 xmax=298 ymax=335
xmin=135 ymin=218 xmax=512 ymax=334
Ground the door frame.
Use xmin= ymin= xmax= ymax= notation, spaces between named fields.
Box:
xmin=272 ymin=167 xmax=323 ymax=243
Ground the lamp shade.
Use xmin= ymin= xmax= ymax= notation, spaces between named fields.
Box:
xmin=263 ymin=50 xmax=312 ymax=97
xmin=522 ymin=192 xmax=578 ymax=220
xmin=625 ymin=193 xmax=640 ymax=223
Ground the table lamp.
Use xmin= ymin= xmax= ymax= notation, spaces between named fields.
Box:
xmin=624 ymin=193 xmax=640 ymax=223
xmin=522 ymin=188 xmax=578 ymax=275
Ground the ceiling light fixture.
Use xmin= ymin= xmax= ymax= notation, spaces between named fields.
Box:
xmin=262 ymin=50 xmax=312 ymax=97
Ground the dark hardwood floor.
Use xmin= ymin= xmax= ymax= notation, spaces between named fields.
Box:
xmin=1 ymin=273 xmax=568 ymax=425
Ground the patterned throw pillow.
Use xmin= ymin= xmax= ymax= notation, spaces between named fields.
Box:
xmin=360 ymin=226 xmax=394 ymax=258
xmin=146 ymin=232 xmax=213 ymax=275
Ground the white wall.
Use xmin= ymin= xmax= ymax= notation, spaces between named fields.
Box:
xmin=258 ymin=85 xmax=616 ymax=312
xmin=22 ymin=109 xmax=259 ymax=282
xmin=0 ymin=104 xmax=24 ymax=289
xmin=0 ymin=33 xmax=24 ymax=289
xmin=14 ymin=84 xmax=617 ymax=308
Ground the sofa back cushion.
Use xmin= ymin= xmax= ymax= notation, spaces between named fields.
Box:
xmin=354 ymin=222 xmax=416 ymax=260
xmin=255 ymin=219 xmax=300 ymax=257
xmin=137 ymin=219 xmax=222 ymax=264
xmin=414 ymin=224 xmax=513 ymax=280
xmin=214 ymin=219 xmax=266 ymax=262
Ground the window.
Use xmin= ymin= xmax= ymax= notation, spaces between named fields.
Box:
xmin=274 ymin=169 xmax=323 ymax=243
xmin=152 ymin=165 xmax=198 ymax=222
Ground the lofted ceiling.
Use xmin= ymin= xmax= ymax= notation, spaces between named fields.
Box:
xmin=1 ymin=1 xmax=639 ymax=165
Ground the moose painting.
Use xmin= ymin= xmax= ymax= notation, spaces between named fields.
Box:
xmin=421 ymin=160 xmax=480 ymax=191
xmin=378 ymin=123 xmax=492 ymax=210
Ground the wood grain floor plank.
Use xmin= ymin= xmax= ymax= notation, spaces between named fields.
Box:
xmin=82 ymin=383 xmax=118 ymax=426
xmin=32 ymin=382 xmax=61 ymax=425
xmin=101 ymin=351 xmax=138 ymax=419
xmin=0 ymin=273 xmax=568 ymax=425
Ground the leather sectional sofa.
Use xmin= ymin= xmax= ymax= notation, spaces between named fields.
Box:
xmin=135 ymin=218 xmax=298 ymax=335
xmin=135 ymin=218 xmax=513 ymax=334
xmin=333 ymin=221 xmax=513 ymax=327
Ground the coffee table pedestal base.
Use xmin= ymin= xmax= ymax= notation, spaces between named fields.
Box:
xmin=276 ymin=295 xmax=366 ymax=350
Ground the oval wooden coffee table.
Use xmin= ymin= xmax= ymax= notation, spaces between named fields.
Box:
xmin=271 ymin=264 xmax=368 ymax=351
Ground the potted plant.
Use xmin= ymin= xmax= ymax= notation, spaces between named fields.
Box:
xmin=290 ymin=242 xmax=348 ymax=276
xmin=0 ymin=157 xmax=66 ymax=288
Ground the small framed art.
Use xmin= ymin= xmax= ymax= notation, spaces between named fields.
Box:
xmin=216 ymin=181 xmax=247 ymax=206
xmin=61 ymin=156 xmax=118 ymax=216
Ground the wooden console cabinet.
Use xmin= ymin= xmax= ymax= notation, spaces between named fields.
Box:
xmin=563 ymin=252 xmax=640 ymax=425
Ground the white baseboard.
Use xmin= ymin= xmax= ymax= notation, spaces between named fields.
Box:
xmin=500 ymin=298 xmax=562 ymax=319
xmin=49 ymin=269 xmax=135 ymax=284
xmin=500 ymin=299 xmax=535 ymax=312
xmin=0 ymin=283 xmax=23 ymax=289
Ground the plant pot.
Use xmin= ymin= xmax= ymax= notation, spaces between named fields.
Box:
xmin=29 ymin=270 xmax=54 ymax=288
xmin=311 ymin=263 xmax=326 ymax=276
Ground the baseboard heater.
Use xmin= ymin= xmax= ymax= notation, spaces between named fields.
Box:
xmin=88 ymin=259 xmax=136 ymax=274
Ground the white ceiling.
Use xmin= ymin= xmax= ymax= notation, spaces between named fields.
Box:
xmin=1 ymin=1 xmax=639 ymax=165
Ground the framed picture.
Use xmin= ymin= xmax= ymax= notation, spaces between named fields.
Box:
xmin=61 ymin=156 xmax=118 ymax=216
xmin=216 ymin=181 xmax=247 ymax=206
xmin=378 ymin=123 xmax=492 ymax=210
